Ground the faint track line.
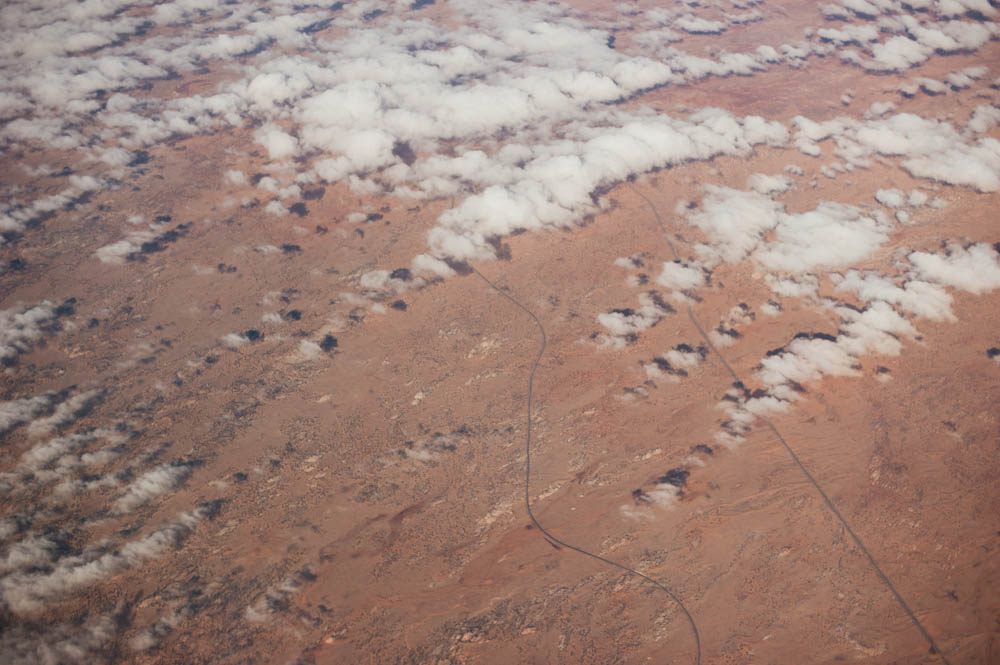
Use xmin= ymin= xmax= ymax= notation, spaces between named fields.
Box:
xmin=631 ymin=183 xmax=952 ymax=665
xmin=472 ymin=266 xmax=702 ymax=665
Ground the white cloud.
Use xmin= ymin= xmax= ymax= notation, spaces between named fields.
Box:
xmin=0 ymin=613 xmax=115 ymax=665
xmin=26 ymin=389 xmax=101 ymax=438
xmin=0 ymin=301 xmax=59 ymax=364
xmin=656 ymin=260 xmax=706 ymax=291
xmin=0 ymin=394 xmax=55 ymax=437
xmin=219 ymin=333 xmax=250 ymax=349
xmin=113 ymin=463 xmax=192 ymax=514
xmin=674 ymin=15 xmax=727 ymax=35
xmin=834 ymin=269 xmax=955 ymax=321
xmin=747 ymin=173 xmax=793 ymax=195
xmin=0 ymin=507 xmax=210 ymax=614
xmin=766 ymin=273 xmax=820 ymax=298
xmin=298 ymin=339 xmax=322 ymax=359
xmin=908 ymin=243 xmax=1000 ymax=294
xmin=224 ymin=169 xmax=248 ymax=185
xmin=874 ymin=188 xmax=906 ymax=208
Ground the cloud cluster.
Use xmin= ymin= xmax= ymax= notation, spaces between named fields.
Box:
xmin=2 ymin=0 xmax=805 ymax=271
xmin=244 ymin=567 xmax=315 ymax=622
xmin=0 ymin=613 xmax=115 ymax=665
xmin=908 ymin=242 xmax=1000 ymax=294
xmin=716 ymin=240 xmax=1000 ymax=446
xmin=0 ymin=393 xmax=60 ymax=437
xmin=683 ymin=185 xmax=894 ymax=276
xmin=793 ymin=112 xmax=1000 ymax=192
xmin=1 ymin=506 xmax=211 ymax=614
xmin=0 ymin=301 xmax=60 ymax=364
xmin=0 ymin=176 xmax=104 ymax=246
xmin=596 ymin=291 xmax=676 ymax=349
xmin=642 ymin=343 xmax=708 ymax=381
xmin=26 ymin=389 xmax=102 ymax=438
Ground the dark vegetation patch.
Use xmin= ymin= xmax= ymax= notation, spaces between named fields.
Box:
xmin=281 ymin=244 xmax=302 ymax=253
xmin=411 ymin=0 xmax=435 ymax=8
xmin=289 ymin=202 xmax=308 ymax=217
xmin=987 ymin=347 xmax=1000 ymax=358
xmin=692 ymin=444 xmax=713 ymax=455
xmin=315 ymin=225 xmax=328 ymax=234
xmin=217 ymin=263 xmax=237 ymax=273
xmin=363 ymin=8 xmax=385 ymax=21
xmin=245 ymin=330 xmax=261 ymax=342
xmin=302 ymin=187 xmax=326 ymax=200
xmin=319 ymin=334 xmax=338 ymax=352
xmin=250 ymin=173 xmax=269 ymax=185
xmin=390 ymin=300 xmax=407 ymax=311
xmin=365 ymin=212 xmax=383 ymax=222
xmin=390 ymin=267 xmax=412 ymax=281
xmin=284 ymin=309 xmax=302 ymax=321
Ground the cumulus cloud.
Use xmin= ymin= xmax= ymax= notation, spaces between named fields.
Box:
xmin=792 ymin=112 xmax=1000 ymax=192
xmin=874 ymin=188 xmax=906 ymax=208
xmin=113 ymin=463 xmax=192 ymax=514
xmin=0 ymin=613 xmax=115 ymax=665
xmin=0 ymin=301 xmax=61 ymax=364
xmin=245 ymin=567 xmax=315 ymax=622
xmin=26 ymin=389 xmax=102 ymax=438
xmin=643 ymin=343 xmax=707 ymax=380
xmin=715 ymin=240 xmax=1000 ymax=447
xmin=674 ymin=15 xmax=727 ymax=35
xmin=219 ymin=332 xmax=250 ymax=349
xmin=685 ymin=186 xmax=782 ymax=265
xmin=656 ymin=260 xmax=707 ymax=291
xmin=747 ymin=173 xmax=793 ymax=195
xmin=0 ymin=506 xmax=212 ymax=614
xmin=908 ymin=243 xmax=1000 ymax=294
xmin=596 ymin=291 xmax=675 ymax=348
xmin=834 ymin=269 xmax=955 ymax=321
xmin=684 ymin=186 xmax=892 ymax=273
xmin=0 ymin=394 xmax=58 ymax=437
